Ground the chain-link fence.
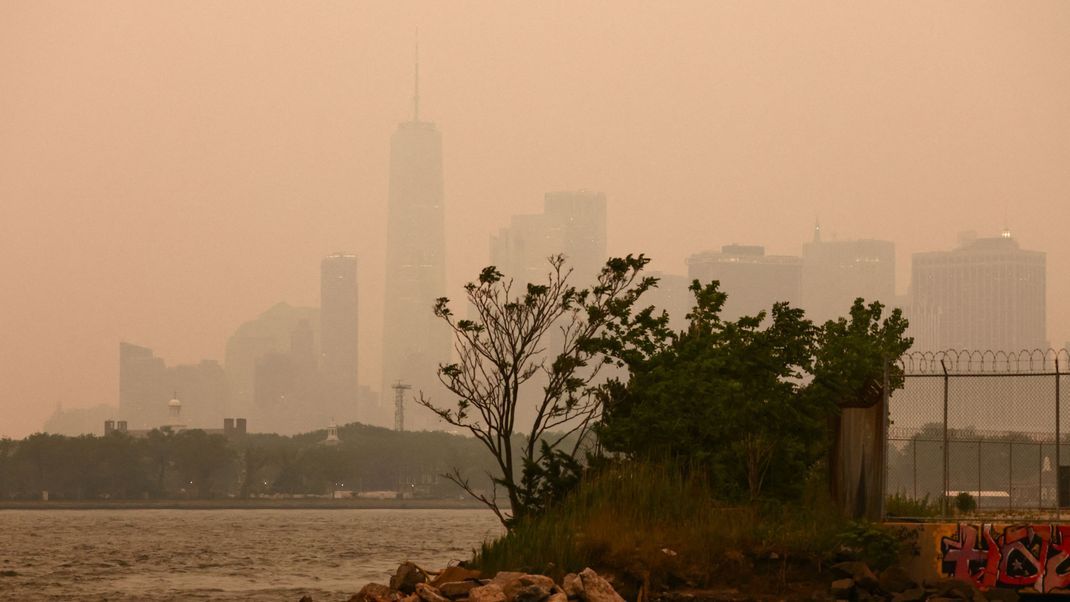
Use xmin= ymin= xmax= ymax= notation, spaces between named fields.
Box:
xmin=886 ymin=350 xmax=1070 ymax=519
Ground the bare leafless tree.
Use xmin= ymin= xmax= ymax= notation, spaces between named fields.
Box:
xmin=417 ymin=254 xmax=662 ymax=526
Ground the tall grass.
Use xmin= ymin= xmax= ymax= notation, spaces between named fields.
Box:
xmin=473 ymin=461 xmax=848 ymax=588
xmin=885 ymin=492 xmax=941 ymax=518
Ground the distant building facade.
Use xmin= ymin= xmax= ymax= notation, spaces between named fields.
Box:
xmin=320 ymin=253 xmax=359 ymax=420
xmin=490 ymin=190 xmax=608 ymax=287
xmin=105 ymin=394 xmax=246 ymax=438
xmin=801 ymin=229 xmax=896 ymax=324
xmin=644 ymin=271 xmax=693 ymax=332
xmin=686 ymin=245 xmax=802 ymax=321
xmin=118 ymin=342 xmax=228 ymax=429
xmin=223 ymin=303 xmax=319 ymax=422
xmin=381 ymin=79 xmax=450 ymax=431
xmin=910 ymin=231 xmax=1046 ymax=352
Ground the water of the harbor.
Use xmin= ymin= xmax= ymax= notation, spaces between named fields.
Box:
xmin=0 ymin=509 xmax=504 ymax=601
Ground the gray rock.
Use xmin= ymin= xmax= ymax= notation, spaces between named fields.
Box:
xmin=832 ymin=561 xmax=879 ymax=592
xmin=514 ymin=584 xmax=552 ymax=602
xmin=562 ymin=574 xmax=582 ymax=599
xmin=391 ymin=563 xmax=429 ymax=595
xmin=469 ymin=583 xmax=508 ymax=602
xmin=438 ymin=581 xmax=480 ymax=599
xmin=830 ymin=578 xmax=855 ymax=598
xmin=415 ymin=583 xmax=451 ymax=602
xmin=349 ymin=583 xmax=402 ymax=602
xmin=577 ymin=568 xmax=625 ymax=602
xmin=505 ymin=575 xmax=556 ymax=600
xmin=878 ymin=566 xmax=917 ymax=594
xmin=432 ymin=567 xmax=482 ymax=588
xmin=928 ymin=578 xmax=976 ymax=600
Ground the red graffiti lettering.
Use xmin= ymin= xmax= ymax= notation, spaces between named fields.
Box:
xmin=942 ymin=524 xmax=1070 ymax=593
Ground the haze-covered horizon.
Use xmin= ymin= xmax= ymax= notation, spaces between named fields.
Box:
xmin=3 ymin=1 xmax=1070 ymax=438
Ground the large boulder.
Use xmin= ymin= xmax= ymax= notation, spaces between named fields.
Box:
xmin=469 ymin=583 xmax=508 ymax=602
xmin=499 ymin=575 xmax=556 ymax=600
xmin=349 ymin=583 xmax=402 ymax=602
xmin=830 ymin=578 xmax=855 ymax=599
xmin=438 ymin=581 xmax=480 ymax=599
xmin=391 ymin=563 xmax=430 ymax=595
xmin=432 ymin=566 xmax=482 ymax=588
xmin=926 ymin=578 xmax=977 ymax=600
xmin=577 ymin=568 xmax=626 ymax=602
xmin=831 ymin=561 xmax=879 ymax=592
xmin=562 ymin=574 xmax=583 ymax=599
xmin=513 ymin=583 xmax=553 ymax=602
xmin=415 ymin=583 xmax=451 ymax=602
xmin=878 ymin=566 xmax=918 ymax=594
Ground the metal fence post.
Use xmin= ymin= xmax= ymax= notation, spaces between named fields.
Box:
xmin=942 ymin=359 xmax=950 ymax=518
xmin=913 ymin=442 xmax=918 ymax=501
xmin=1058 ymin=358 xmax=1062 ymax=518
xmin=880 ymin=359 xmax=890 ymax=521
xmin=1008 ymin=441 xmax=1013 ymax=512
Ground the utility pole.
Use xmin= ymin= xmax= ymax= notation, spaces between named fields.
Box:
xmin=392 ymin=381 xmax=411 ymax=432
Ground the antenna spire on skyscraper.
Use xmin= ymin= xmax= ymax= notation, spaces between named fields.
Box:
xmin=413 ymin=29 xmax=420 ymax=122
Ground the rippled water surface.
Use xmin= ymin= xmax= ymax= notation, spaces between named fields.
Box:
xmin=0 ymin=509 xmax=503 ymax=601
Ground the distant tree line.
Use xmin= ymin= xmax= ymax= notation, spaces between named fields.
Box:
xmin=0 ymin=423 xmax=502 ymax=500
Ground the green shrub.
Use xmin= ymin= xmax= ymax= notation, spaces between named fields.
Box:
xmin=955 ymin=492 xmax=977 ymax=514
xmin=885 ymin=492 xmax=940 ymax=518
xmin=834 ymin=521 xmax=918 ymax=571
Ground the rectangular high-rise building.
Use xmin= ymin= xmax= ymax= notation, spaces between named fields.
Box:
xmin=910 ymin=231 xmax=1046 ymax=352
xmin=686 ymin=245 xmax=802 ymax=321
xmin=801 ymin=234 xmax=896 ymax=324
xmin=381 ymin=83 xmax=450 ymax=431
xmin=490 ymin=190 xmax=607 ymax=287
xmin=321 ymin=253 xmax=359 ymax=420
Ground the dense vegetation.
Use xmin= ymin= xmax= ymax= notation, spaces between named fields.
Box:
xmin=0 ymin=423 xmax=500 ymax=500
xmin=460 ymin=261 xmax=914 ymax=590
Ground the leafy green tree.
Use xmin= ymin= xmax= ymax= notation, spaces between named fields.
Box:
xmin=598 ymin=281 xmax=820 ymax=502
xmin=172 ymin=430 xmax=231 ymax=498
xmin=0 ymin=438 xmax=13 ymax=498
xmin=143 ymin=428 xmax=176 ymax=496
xmin=418 ymin=254 xmax=663 ymax=526
xmin=811 ymin=299 xmax=911 ymax=519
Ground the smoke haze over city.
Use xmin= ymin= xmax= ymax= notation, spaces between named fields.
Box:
xmin=3 ymin=1 xmax=1070 ymax=438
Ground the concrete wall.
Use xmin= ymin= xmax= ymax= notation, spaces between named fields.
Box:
xmin=894 ymin=521 xmax=1070 ymax=594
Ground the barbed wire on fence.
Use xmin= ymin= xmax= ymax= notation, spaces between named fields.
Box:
xmin=888 ymin=425 xmax=1061 ymax=444
xmin=898 ymin=348 xmax=1070 ymax=375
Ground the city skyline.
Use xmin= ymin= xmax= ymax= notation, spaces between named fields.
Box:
xmin=4 ymin=2 xmax=1070 ymax=438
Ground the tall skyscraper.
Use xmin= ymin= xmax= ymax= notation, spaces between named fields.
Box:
xmin=801 ymin=225 xmax=896 ymax=324
xmin=381 ymin=50 xmax=450 ymax=429
xmin=320 ymin=253 xmax=359 ymax=420
xmin=686 ymin=244 xmax=802 ymax=321
xmin=910 ymin=230 xmax=1046 ymax=352
xmin=490 ymin=190 xmax=608 ymax=287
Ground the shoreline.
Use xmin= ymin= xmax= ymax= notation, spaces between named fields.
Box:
xmin=0 ymin=498 xmax=492 ymax=511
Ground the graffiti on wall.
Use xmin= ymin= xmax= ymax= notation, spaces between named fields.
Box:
xmin=942 ymin=524 xmax=1070 ymax=592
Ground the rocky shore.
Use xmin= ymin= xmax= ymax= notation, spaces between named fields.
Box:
xmin=296 ymin=560 xmax=1026 ymax=602
xmin=299 ymin=562 xmax=626 ymax=602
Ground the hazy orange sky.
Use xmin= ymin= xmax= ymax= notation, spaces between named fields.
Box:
xmin=3 ymin=1 xmax=1069 ymax=437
